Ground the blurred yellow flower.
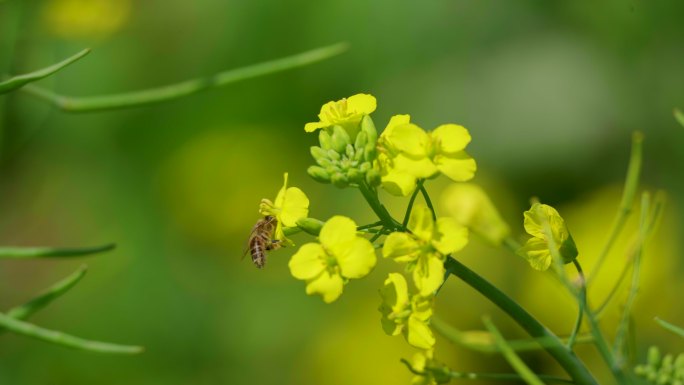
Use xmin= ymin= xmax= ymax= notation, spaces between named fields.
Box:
xmin=440 ymin=183 xmax=510 ymax=246
xmin=519 ymin=203 xmax=578 ymax=271
xmin=379 ymin=273 xmax=435 ymax=350
xmin=304 ymin=94 xmax=377 ymax=135
xmin=289 ymin=216 xmax=376 ymax=303
xmin=42 ymin=0 xmax=131 ymax=39
xmin=259 ymin=173 xmax=309 ymax=244
xmin=383 ymin=207 xmax=468 ymax=296
xmin=378 ymin=115 xmax=477 ymax=196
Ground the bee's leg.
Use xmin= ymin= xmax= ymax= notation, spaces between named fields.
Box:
xmin=266 ymin=239 xmax=282 ymax=251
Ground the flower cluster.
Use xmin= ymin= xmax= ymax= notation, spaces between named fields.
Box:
xmin=248 ymin=93 xmax=591 ymax=385
xmin=635 ymin=346 xmax=684 ymax=385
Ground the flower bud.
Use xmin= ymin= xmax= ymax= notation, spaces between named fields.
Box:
xmin=354 ymin=131 xmax=367 ymax=151
xmin=331 ymin=172 xmax=349 ymax=188
xmin=359 ymin=161 xmax=371 ymax=173
xmin=310 ymin=146 xmax=328 ymax=162
xmin=440 ymin=183 xmax=510 ymax=245
xmin=319 ymin=130 xmax=333 ymax=150
xmin=296 ymin=217 xmax=324 ymax=236
xmin=307 ymin=166 xmax=330 ymax=183
xmin=361 ymin=115 xmax=378 ymax=144
xmin=345 ymin=143 xmax=355 ymax=159
xmin=327 ymin=149 xmax=341 ymax=161
xmin=331 ymin=125 xmax=351 ymax=153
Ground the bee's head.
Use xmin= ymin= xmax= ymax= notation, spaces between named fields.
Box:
xmin=264 ymin=215 xmax=274 ymax=221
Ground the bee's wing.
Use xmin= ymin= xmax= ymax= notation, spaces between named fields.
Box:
xmin=241 ymin=221 xmax=262 ymax=260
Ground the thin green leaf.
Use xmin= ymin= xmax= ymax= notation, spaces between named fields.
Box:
xmin=589 ymin=131 xmax=643 ymax=282
xmin=0 ymin=49 xmax=90 ymax=94
xmin=0 ymin=312 xmax=143 ymax=354
xmin=655 ymin=317 xmax=684 ymax=339
xmin=21 ymin=43 xmax=349 ymax=112
xmin=0 ymin=243 xmax=115 ymax=259
xmin=5 ymin=265 xmax=88 ymax=321
xmin=482 ymin=316 xmax=545 ymax=385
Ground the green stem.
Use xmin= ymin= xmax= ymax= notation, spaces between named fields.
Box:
xmin=654 ymin=317 xmax=684 ymax=339
xmin=0 ymin=312 xmax=143 ymax=354
xmin=358 ymin=182 xmax=401 ymax=230
xmin=20 ymin=43 xmax=348 ymax=112
xmin=443 ymin=257 xmax=598 ymax=385
xmin=567 ymin=260 xmax=586 ymax=350
xmin=419 ymin=183 xmax=437 ymax=220
xmin=431 ymin=316 xmax=593 ymax=353
xmin=402 ymin=180 xmax=423 ymax=228
xmin=614 ymin=192 xmax=650 ymax=364
xmin=0 ymin=49 xmax=91 ymax=94
xmin=588 ymin=132 xmax=643 ymax=282
xmin=0 ymin=243 xmax=115 ymax=259
xmin=483 ymin=316 xmax=545 ymax=385
xmin=357 ymin=221 xmax=383 ymax=231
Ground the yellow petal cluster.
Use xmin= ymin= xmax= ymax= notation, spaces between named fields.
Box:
xmin=304 ymin=94 xmax=377 ymax=136
xmin=379 ymin=273 xmax=435 ymax=350
xmin=519 ymin=203 xmax=578 ymax=271
xmin=378 ymin=115 xmax=477 ymax=196
xmin=383 ymin=207 xmax=468 ymax=296
xmin=289 ymin=216 xmax=376 ymax=303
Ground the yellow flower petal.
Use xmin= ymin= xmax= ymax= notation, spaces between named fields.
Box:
xmin=392 ymin=154 xmax=439 ymax=179
xmin=381 ymin=273 xmax=410 ymax=312
xmin=383 ymin=232 xmax=420 ymax=262
xmin=305 ymin=270 xmax=344 ymax=303
xmin=384 ymin=123 xmax=430 ymax=158
xmin=337 ymin=237 xmax=376 ymax=279
xmin=381 ymin=168 xmax=418 ymax=197
xmin=523 ymin=203 xmax=566 ymax=241
xmin=408 ymin=206 xmax=435 ymax=242
xmin=432 ymin=218 xmax=468 ymax=255
xmin=304 ymin=121 xmax=328 ymax=133
xmin=346 ymin=93 xmax=377 ymax=115
xmin=431 ymin=124 xmax=471 ymax=154
xmin=411 ymin=294 xmax=434 ymax=321
xmin=407 ymin=315 xmax=435 ymax=349
xmin=433 ymin=152 xmax=476 ymax=182
xmin=413 ymin=255 xmax=445 ymax=296
xmin=279 ymin=187 xmax=309 ymax=227
xmin=273 ymin=173 xmax=290 ymax=208
xmin=519 ymin=237 xmax=552 ymax=271
xmin=288 ymin=243 xmax=327 ymax=280
xmin=384 ymin=114 xmax=411 ymax=133
xmin=319 ymin=215 xmax=357 ymax=256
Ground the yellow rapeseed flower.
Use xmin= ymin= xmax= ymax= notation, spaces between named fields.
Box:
xmin=383 ymin=207 xmax=468 ymax=296
xmin=378 ymin=115 xmax=477 ymax=196
xmin=409 ymin=350 xmax=450 ymax=385
xmin=440 ymin=183 xmax=511 ymax=246
xmin=519 ymin=203 xmax=578 ymax=271
xmin=304 ymin=94 xmax=377 ymax=135
xmin=289 ymin=216 xmax=376 ymax=303
xmin=259 ymin=173 xmax=309 ymax=244
xmin=379 ymin=273 xmax=435 ymax=349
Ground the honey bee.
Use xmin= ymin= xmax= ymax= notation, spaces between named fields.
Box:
xmin=243 ymin=215 xmax=281 ymax=269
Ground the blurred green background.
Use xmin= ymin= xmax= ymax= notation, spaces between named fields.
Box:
xmin=0 ymin=0 xmax=682 ymax=384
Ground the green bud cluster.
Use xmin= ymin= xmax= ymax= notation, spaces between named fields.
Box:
xmin=307 ymin=116 xmax=381 ymax=188
xmin=635 ymin=346 xmax=684 ymax=385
